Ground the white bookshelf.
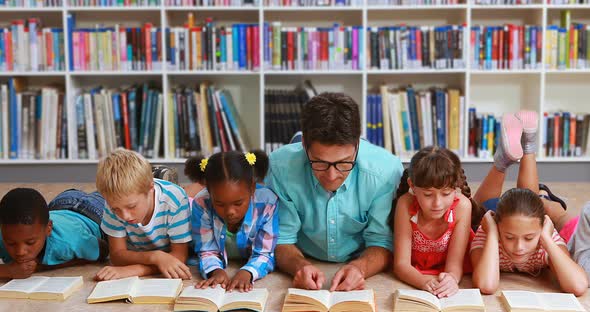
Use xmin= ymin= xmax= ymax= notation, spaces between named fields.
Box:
xmin=0 ymin=1 xmax=590 ymax=165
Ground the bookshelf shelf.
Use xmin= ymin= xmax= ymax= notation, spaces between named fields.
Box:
xmin=0 ymin=1 xmax=589 ymax=167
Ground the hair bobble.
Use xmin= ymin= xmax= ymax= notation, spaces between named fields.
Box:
xmin=200 ymin=158 xmax=209 ymax=172
xmin=245 ymin=152 xmax=256 ymax=166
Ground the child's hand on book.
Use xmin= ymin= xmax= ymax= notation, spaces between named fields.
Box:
xmin=330 ymin=264 xmax=365 ymax=291
xmin=422 ymin=277 xmax=440 ymax=294
xmin=293 ymin=264 xmax=325 ymax=290
xmin=153 ymin=251 xmax=192 ymax=280
xmin=196 ymin=269 xmax=230 ymax=289
xmin=227 ymin=270 xmax=253 ymax=292
xmin=9 ymin=259 xmax=37 ymax=279
xmin=432 ymin=272 xmax=459 ymax=298
xmin=94 ymin=266 xmax=136 ymax=281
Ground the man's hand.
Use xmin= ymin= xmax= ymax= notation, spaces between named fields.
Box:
xmin=293 ymin=264 xmax=325 ymax=290
xmin=196 ymin=269 xmax=230 ymax=289
xmin=330 ymin=264 xmax=366 ymax=291
xmin=9 ymin=260 xmax=37 ymax=279
xmin=151 ymin=251 xmax=191 ymax=280
xmin=227 ymin=270 xmax=253 ymax=292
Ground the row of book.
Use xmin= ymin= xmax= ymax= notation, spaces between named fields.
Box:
xmin=264 ymin=22 xmax=364 ymax=71
xmin=366 ymin=86 xmax=466 ymax=158
xmin=545 ymin=10 xmax=590 ymax=70
xmin=0 ymin=20 xmax=65 ymax=72
xmin=543 ymin=112 xmax=590 ymax=158
xmin=467 ymin=108 xmax=500 ymax=158
xmin=470 ymin=25 xmax=543 ymax=71
xmin=367 ymin=25 xmax=467 ymax=71
xmin=168 ymin=83 xmax=249 ymax=158
xmin=367 ymin=0 xmax=461 ymax=4
xmin=264 ymin=80 xmax=316 ymax=153
xmin=264 ymin=0 xmax=361 ymax=5
xmin=474 ymin=0 xmax=533 ymax=4
xmin=69 ymin=0 xmax=158 ymax=5
xmin=549 ymin=0 xmax=590 ymax=3
xmin=69 ymin=16 xmax=162 ymax=71
xmin=0 ymin=0 xmax=60 ymax=6
xmin=167 ymin=15 xmax=260 ymax=71
xmin=0 ymin=80 xmax=68 ymax=160
xmin=165 ymin=0 xmax=256 ymax=4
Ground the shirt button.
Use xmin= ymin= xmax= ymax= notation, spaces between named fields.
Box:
xmin=330 ymin=219 xmax=335 ymax=224
xmin=330 ymin=238 xmax=335 ymax=243
xmin=221 ymin=235 xmax=225 ymax=238
xmin=330 ymin=255 xmax=336 ymax=259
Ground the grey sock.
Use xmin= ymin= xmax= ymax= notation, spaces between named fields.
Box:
xmin=522 ymin=131 xmax=537 ymax=154
xmin=494 ymin=137 xmax=516 ymax=172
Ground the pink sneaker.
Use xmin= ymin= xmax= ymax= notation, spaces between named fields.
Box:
xmin=515 ymin=110 xmax=539 ymax=134
xmin=500 ymin=114 xmax=524 ymax=161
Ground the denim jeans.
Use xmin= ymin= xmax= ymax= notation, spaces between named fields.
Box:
xmin=48 ymin=189 xmax=105 ymax=226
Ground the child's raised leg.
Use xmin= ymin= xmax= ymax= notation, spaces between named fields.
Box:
xmin=514 ymin=111 xmax=539 ymax=194
xmin=474 ymin=114 xmax=523 ymax=206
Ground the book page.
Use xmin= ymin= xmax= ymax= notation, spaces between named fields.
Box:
xmin=178 ymin=285 xmax=225 ymax=308
xmin=330 ymin=289 xmax=374 ymax=306
xmin=501 ymin=291 xmax=542 ymax=310
xmin=132 ymin=278 xmax=182 ymax=298
xmin=222 ymin=288 xmax=268 ymax=306
xmin=286 ymin=288 xmax=331 ymax=308
xmin=541 ymin=293 xmax=585 ymax=311
xmin=87 ymin=276 xmax=138 ymax=301
xmin=0 ymin=276 xmax=49 ymax=293
xmin=32 ymin=276 xmax=82 ymax=294
xmin=396 ymin=289 xmax=441 ymax=310
xmin=440 ymin=289 xmax=484 ymax=310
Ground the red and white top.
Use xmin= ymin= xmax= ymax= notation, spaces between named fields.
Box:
xmin=410 ymin=196 xmax=474 ymax=275
xmin=470 ymin=226 xmax=566 ymax=276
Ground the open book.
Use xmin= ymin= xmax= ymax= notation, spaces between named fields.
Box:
xmin=0 ymin=276 xmax=83 ymax=301
xmin=174 ymin=285 xmax=268 ymax=312
xmin=501 ymin=290 xmax=586 ymax=312
xmin=87 ymin=276 xmax=183 ymax=304
xmin=393 ymin=289 xmax=485 ymax=312
xmin=282 ymin=288 xmax=375 ymax=312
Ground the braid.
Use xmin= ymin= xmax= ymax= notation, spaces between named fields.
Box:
xmin=389 ymin=169 xmax=410 ymax=230
xmin=458 ymin=168 xmax=485 ymax=231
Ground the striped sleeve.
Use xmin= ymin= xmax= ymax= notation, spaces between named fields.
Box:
xmin=552 ymin=229 xmax=566 ymax=246
xmin=167 ymin=198 xmax=192 ymax=244
xmin=100 ymin=207 xmax=127 ymax=238
xmin=469 ymin=225 xmax=486 ymax=252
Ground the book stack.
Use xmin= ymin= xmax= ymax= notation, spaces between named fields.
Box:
xmin=69 ymin=15 xmax=162 ymax=72
xmin=0 ymin=19 xmax=65 ymax=72
xmin=367 ymin=0 xmax=460 ymax=5
xmin=467 ymin=107 xmax=500 ymax=159
xmin=69 ymin=0 xmax=159 ymax=6
xmin=470 ymin=24 xmax=543 ymax=70
xmin=545 ymin=10 xmax=590 ymax=70
xmin=543 ymin=112 xmax=590 ymax=158
xmin=166 ymin=15 xmax=259 ymax=72
xmin=367 ymin=25 xmax=467 ymax=71
xmin=70 ymin=83 xmax=164 ymax=160
xmin=264 ymin=0 xmax=362 ymax=6
xmin=0 ymin=0 xmax=61 ymax=6
xmin=263 ymin=22 xmax=364 ymax=71
xmin=474 ymin=0 xmax=533 ymax=4
xmin=165 ymin=0 xmax=257 ymax=4
xmin=264 ymin=80 xmax=317 ymax=153
xmin=168 ymin=82 xmax=249 ymax=158
xmin=0 ymin=78 xmax=67 ymax=160
xmin=367 ymin=85 xmax=465 ymax=159
xmin=548 ymin=0 xmax=590 ymax=4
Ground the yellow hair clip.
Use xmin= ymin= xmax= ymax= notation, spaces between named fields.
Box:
xmin=245 ymin=152 xmax=256 ymax=166
xmin=200 ymin=158 xmax=209 ymax=172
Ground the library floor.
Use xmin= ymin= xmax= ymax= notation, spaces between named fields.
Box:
xmin=0 ymin=183 xmax=590 ymax=312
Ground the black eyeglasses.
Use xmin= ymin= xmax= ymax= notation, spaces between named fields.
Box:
xmin=305 ymin=144 xmax=359 ymax=172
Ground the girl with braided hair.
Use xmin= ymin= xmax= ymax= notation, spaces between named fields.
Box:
xmin=390 ymin=146 xmax=482 ymax=298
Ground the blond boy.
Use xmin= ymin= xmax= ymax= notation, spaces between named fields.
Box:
xmin=95 ymin=148 xmax=192 ymax=281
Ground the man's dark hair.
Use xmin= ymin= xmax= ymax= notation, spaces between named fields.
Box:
xmin=301 ymin=92 xmax=361 ymax=146
xmin=0 ymin=188 xmax=49 ymax=225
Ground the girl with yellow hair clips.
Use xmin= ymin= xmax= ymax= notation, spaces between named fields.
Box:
xmin=186 ymin=150 xmax=279 ymax=292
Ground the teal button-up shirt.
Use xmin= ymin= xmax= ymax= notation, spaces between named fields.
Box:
xmin=266 ymin=140 xmax=404 ymax=263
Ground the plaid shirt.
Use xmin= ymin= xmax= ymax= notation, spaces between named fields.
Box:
xmin=191 ymin=184 xmax=279 ymax=281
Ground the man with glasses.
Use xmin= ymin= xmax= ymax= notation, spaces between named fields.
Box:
xmin=266 ymin=92 xmax=404 ymax=291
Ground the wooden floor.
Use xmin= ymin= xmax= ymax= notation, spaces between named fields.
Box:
xmin=0 ymin=182 xmax=589 ymax=312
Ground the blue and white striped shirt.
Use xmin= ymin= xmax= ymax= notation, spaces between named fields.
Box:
xmin=101 ymin=179 xmax=192 ymax=251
